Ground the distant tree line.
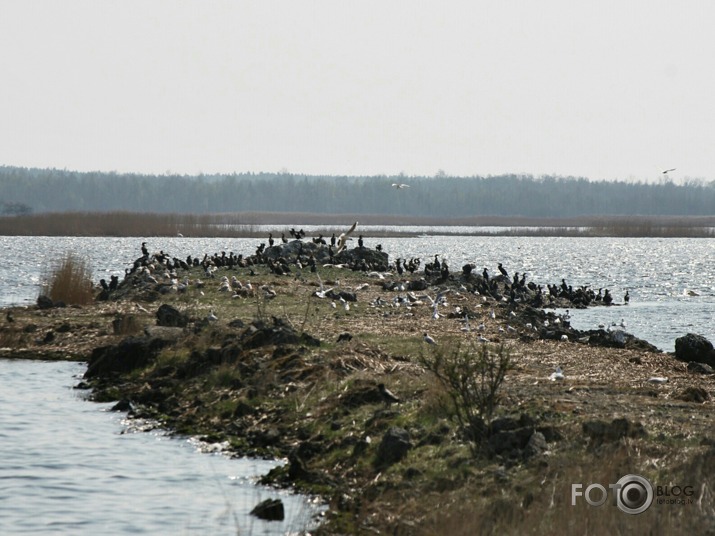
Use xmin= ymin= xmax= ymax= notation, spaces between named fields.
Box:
xmin=1 ymin=165 xmax=714 ymax=218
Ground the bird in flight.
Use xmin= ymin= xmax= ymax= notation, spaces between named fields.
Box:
xmin=391 ymin=183 xmax=410 ymax=189
xmin=335 ymin=221 xmax=358 ymax=254
xmin=662 ymin=168 xmax=676 ymax=174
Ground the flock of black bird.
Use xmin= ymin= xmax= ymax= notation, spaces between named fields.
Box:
xmin=105 ymin=229 xmax=629 ymax=312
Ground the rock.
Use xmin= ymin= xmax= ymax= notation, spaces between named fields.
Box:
xmin=85 ymin=336 xmax=171 ymax=378
xmin=337 ymin=332 xmax=353 ymax=343
xmin=375 ymin=427 xmax=412 ymax=467
xmin=143 ymin=326 xmax=185 ymax=341
xmin=582 ymin=418 xmax=646 ymax=445
xmin=250 ymin=498 xmax=285 ymax=521
xmin=36 ymin=295 xmax=54 ymax=309
xmin=56 ymin=323 xmax=71 ymax=333
xmin=156 ymin=304 xmax=188 ymax=328
xmin=687 ymin=361 xmax=715 ymax=375
xmin=678 ymin=387 xmax=710 ymax=403
xmin=524 ymin=431 xmax=548 ymax=459
xmin=487 ymin=426 xmax=534 ymax=458
xmin=675 ymin=333 xmax=715 ymax=367
xmin=112 ymin=314 xmax=142 ymax=335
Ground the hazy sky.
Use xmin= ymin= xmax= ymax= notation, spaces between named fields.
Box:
xmin=1 ymin=1 xmax=713 ymax=181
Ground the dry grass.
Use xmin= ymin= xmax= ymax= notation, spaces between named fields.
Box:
xmin=39 ymin=252 xmax=95 ymax=305
xmin=1 ymin=211 xmax=715 ymax=237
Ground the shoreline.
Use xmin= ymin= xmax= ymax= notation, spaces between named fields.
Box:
xmin=1 ymin=241 xmax=714 ymax=533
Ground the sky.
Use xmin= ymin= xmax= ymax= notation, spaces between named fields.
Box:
xmin=1 ymin=1 xmax=714 ymax=182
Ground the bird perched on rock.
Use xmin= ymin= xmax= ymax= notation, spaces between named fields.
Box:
xmin=378 ymin=383 xmax=401 ymax=406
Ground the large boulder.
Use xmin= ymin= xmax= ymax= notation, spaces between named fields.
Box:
xmin=675 ymin=333 xmax=715 ymax=367
xmin=85 ymin=336 xmax=171 ymax=378
xmin=156 ymin=303 xmax=188 ymax=327
xmin=250 ymin=498 xmax=285 ymax=521
xmin=375 ymin=427 xmax=412 ymax=467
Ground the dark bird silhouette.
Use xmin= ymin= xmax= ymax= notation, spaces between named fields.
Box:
xmin=498 ymin=263 xmax=508 ymax=277
xmin=378 ymin=383 xmax=400 ymax=405
xmin=662 ymin=168 xmax=676 ymax=174
xmin=141 ymin=242 xmax=149 ymax=256
xmin=624 ymin=290 xmax=630 ymax=303
xmin=268 ymin=233 xmax=274 ymax=247
xmin=281 ymin=233 xmax=288 ymax=244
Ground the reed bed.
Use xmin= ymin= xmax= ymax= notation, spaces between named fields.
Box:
xmin=1 ymin=212 xmax=714 ymax=237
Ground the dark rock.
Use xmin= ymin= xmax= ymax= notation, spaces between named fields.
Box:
xmin=407 ymin=278 xmax=428 ymax=291
xmin=85 ymin=336 xmax=171 ymax=378
xmin=228 ymin=318 xmax=245 ymax=329
xmin=156 ymin=304 xmax=188 ymax=327
xmin=23 ymin=324 xmax=38 ymax=333
xmin=487 ymin=427 xmax=534 ymax=457
xmin=687 ymin=361 xmax=714 ymax=375
xmin=524 ymin=431 xmax=548 ymax=459
xmin=678 ymin=387 xmax=710 ymax=403
xmin=56 ymin=323 xmax=71 ymax=333
xmin=375 ymin=427 xmax=412 ymax=467
xmin=582 ymin=418 xmax=647 ymax=445
xmin=42 ymin=331 xmax=55 ymax=344
xmin=337 ymin=332 xmax=353 ymax=343
xmin=250 ymin=498 xmax=285 ymax=521
xmin=675 ymin=333 xmax=715 ymax=367
xmin=36 ymin=295 xmax=54 ymax=309
xmin=111 ymin=399 xmax=134 ymax=412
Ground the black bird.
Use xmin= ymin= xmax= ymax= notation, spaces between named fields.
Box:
xmin=624 ymin=290 xmax=630 ymax=303
xmin=141 ymin=242 xmax=149 ymax=256
xmin=498 ymin=263 xmax=508 ymax=277
xmin=268 ymin=233 xmax=274 ymax=247
xmin=358 ymin=235 xmax=364 ymax=248
xmin=337 ymin=332 xmax=353 ymax=343
xmin=378 ymin=383 xmax=400 ymax=406
xmin=330 ymin=233 xmax=336 ymax=247
xmin=483 ymin=268 xmax=489 ymax=281
xmin=281 ymin=233 xmax=288 ymax=244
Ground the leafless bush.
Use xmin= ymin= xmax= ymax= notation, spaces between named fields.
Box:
xmin=39 ymin=252 xmax=95 ymax=305
xmin=420 ymin=342 xmax=511 ymax=453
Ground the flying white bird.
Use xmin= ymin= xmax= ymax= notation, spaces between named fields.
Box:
xmin=336 ymin=221 xmax=358 ymax=254
xmin=391 ymin=183 xmax=410 ymax=189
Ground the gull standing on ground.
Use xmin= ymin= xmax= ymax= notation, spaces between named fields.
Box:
xmin=423 ymin=332 xmax=437 ymax=345
xmin=550 ymin=366 xmax=565 ymax=381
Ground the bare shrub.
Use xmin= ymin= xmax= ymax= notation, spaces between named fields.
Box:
xmin=419 ymin=342 xmax=511 ymax=453
xmin=39 ymin=252 xmax=95 ymax=305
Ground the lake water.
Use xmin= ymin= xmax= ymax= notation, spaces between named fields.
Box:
xmin=0 ymin=359 xmax=320 ymax=535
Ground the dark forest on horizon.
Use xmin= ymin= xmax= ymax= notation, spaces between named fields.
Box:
xmin=1 ymin=165 xmax=714 ymax=219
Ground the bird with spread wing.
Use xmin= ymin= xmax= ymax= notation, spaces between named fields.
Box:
xmin=335 ymin=221 xmax=358 ymax=254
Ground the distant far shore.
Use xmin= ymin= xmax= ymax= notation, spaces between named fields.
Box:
xmin=2 ymin=211 xmax=715 ymax=238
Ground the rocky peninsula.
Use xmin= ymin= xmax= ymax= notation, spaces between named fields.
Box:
xmin=1 ymin=239 xmax=714 ymax=534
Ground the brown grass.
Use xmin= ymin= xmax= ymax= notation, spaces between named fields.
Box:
xmin=1 ymin=212 xmax=715 ymax=237
xmin=39 ymin=252 xmax=95 ymax=305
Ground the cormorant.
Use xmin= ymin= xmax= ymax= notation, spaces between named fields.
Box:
xmin=498 ymin=263 xmax=508 ymax=277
